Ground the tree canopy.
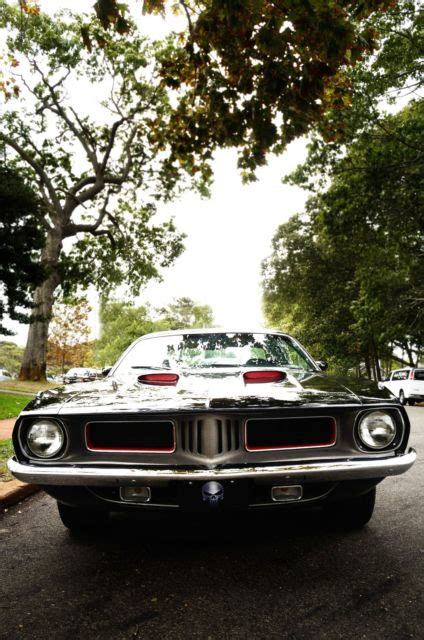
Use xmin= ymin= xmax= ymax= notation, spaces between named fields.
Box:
xmin=266 ymin=0 xmax=424 ymax=377
xmin=158 ymin=296 xmax=214 ymax=330
xmin=3 ymin=0 xmax=421 ymax=381
xmin=0 ymin=340 xmax=24 ymax=374
xmin=263 ymin=100 xmax=424 ymax=378
xmin=94 ymin=301 xmax=169 ymax=367
xmin=0 ymin=3 xmax=208 ymax=294
xmin=15 ymin=0 xmax=401 ymax=180
xmin=285 ymin=0 xmax=423 ymax=190
xmin=0 ymin=165 xmax=45 ymax=334
xmin=47 ymin=298 xmax=94 ymax=375
xmin=0 ymin=2 xmax=213 ymax=378
xmin=94 ymin=297 xmax=215 ymax=365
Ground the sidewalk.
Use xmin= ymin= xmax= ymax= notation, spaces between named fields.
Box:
xmin=0 ymin=417 xmax=39 ymax=509
xmin=0 ymin=418 xmax=15 ymax=441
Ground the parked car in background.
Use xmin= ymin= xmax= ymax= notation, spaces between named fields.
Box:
xmin=381 ymin=368 xmax=424 ymax=405
xmin=0 ymin=368 xmax=12 ymax=381
xmin=63 ymin=367 xmax=93 ymax=384
xmin=47 ymin=374 xmax=64 ymax=383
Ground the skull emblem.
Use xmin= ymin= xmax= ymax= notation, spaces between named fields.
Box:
xmin=201 ymin=481 xmax=224 ymax=507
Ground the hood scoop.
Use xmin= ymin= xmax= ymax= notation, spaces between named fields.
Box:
xmin=137 ymin=373 xmax=179 ymax=386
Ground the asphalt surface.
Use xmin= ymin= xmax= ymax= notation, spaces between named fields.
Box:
xmin=0 ymin=407 xmax=422 ymax=640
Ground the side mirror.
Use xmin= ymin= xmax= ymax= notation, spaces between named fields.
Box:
xmin=316 ymin=360 xmax=328 ymax=371
xmin=102 ymin=366 xmax=112 ymax=378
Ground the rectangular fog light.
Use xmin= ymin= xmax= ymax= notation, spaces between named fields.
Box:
xmin=271 ymin=485 xmax=303 ymax=502
xmin=120 ymin=486 xmax=151 ymax=503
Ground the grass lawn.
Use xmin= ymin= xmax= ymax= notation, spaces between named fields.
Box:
xmin=0 ymin=393 xmax=33 ymax=420
xmin=0 ymin=439 xmax=14 ymax=482
xmin=0 ymin=380 xmax=56 ymax=394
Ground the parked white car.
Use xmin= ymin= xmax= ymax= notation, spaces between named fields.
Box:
xmin=382 ymin=368 xmax=424 ymax=405
xmin=0 ymin=368 xmax=12 ymax=381
xmin=63 ymin=368 xmax=92 ymax=384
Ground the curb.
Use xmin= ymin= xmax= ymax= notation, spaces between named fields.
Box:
xmin=0 ymin=389 xmax=36 ymax=396
xmin=0 ymin=480 xmax=40 ymax=509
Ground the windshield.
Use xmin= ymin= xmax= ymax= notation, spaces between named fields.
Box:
xmin=113 ymin=333 xmax=317 ymax=376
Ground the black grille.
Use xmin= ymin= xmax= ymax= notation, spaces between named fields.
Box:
xmin=85 ymin=421 xmax=175 ymax=452
xmin=245 ymin=417 xmax=336 ymax=451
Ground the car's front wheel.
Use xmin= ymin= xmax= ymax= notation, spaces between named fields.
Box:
xmin=323 ymin=488 xmax=376 ymax=530
xmin=57 ymin=502 xmax=110 ymax=532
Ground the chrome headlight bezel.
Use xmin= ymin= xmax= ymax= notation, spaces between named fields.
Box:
xmin=24 ymin=419 xmax=66 ymax=459
xmin=355 ymin=409 xmax=402 ymax=452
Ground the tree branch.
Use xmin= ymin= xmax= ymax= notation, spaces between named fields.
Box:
xmin=31 ymin=60 xmax=100 ymax=172
xmin=179 ymin=0 xmax=195 ymax=44
xmin=63 ymin=193 xmax=111 ymax=237
xmin=90 ymin=228 xmax=117 ymax=251
xmin=364 ymin=91 xmax=424 ymax=154
xmin=100 ymin=117 xmax=128 ymax=173
xmin=68 ymin=106 xmax=98 ymax=151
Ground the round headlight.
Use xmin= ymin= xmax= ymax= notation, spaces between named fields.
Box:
xmin=26 ymin=420 xmax=65 ymax=458
xmin=358 ymin=411 xmax=397 ymax=449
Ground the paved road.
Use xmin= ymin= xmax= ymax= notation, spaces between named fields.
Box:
xmin=0 ymin=408 xmax=422 ymax=640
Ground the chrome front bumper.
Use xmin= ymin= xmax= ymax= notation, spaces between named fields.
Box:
xmin=8 ymin=449 xmax=416 ymax=486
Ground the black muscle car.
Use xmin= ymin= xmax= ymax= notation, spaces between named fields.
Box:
xmin=8 ymin=329 xmax=416 ymax=532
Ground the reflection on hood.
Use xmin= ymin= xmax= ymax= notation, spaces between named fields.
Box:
xmin=21 ymin=368 xmax=396 ymax=416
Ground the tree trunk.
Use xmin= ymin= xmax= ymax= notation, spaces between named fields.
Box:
xmin=364 ymin=353 xmax=372 ymax=380
xmin=364 ymin=337 xmax=380 ymax=381
xmin=19 ymin=230 xmax=62 ymax=381
xmin=372 ymin=344 xmax=382 ymax=381
xmin=404 ymin=342 xmax=416 ymax=367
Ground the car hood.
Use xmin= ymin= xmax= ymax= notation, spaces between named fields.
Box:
xmin=21 ymin=369 xmax=396 ymax=416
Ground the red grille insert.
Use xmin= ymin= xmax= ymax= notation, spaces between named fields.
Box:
xmin=245 ymin=416 xmax=336 ymax=451
xmin=85 ymin=420 xmax=175 ymax=453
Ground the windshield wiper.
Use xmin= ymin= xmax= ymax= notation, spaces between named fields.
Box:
xmin=187 ymin=364 xmax=242 ymax=368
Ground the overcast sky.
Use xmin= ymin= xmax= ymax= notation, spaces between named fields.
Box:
xmin=4 ymin=0 xmax=308 ymax=345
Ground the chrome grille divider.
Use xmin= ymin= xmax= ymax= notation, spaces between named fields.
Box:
xmin=178 ymin=415 xmax=240 ymax=457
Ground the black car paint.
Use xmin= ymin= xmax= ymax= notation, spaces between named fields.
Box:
xmin=21 ymin=370 xmax=396 ymax=416
xmin=12 ymin=369 xmax=405 ymax=513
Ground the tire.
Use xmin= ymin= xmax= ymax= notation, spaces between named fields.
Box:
xmin=408 ymin=399 xmax=416 ymax=406
xmin=399 ymin=390 xmax=406 ymax=405
xmin=57 ymin=501 xmax=110 ymax=532
xmin=323 ymin=488 xmax=376 ymax=531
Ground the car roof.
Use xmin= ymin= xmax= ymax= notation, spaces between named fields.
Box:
xmin=138 ymin=327 xmax=288 ymax=340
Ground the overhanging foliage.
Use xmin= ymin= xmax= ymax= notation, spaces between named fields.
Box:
xmin=263 ymin=100 xmax=424 ymax=378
